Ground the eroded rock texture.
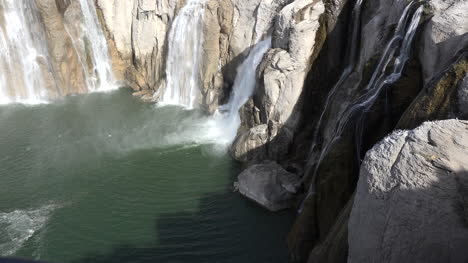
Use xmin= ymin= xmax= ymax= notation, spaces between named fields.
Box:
xmin=95 ymin=0 xmax=185 ymax=97
xmin=349 ymin=120 xmax=468 ymax=263
xmin=35 ymin=0 xmax=87 ymax=96
xmin=93 ymin=0 xmax=468 ymax=262
xmin=232 ymin=0 xmax=328 ymax=162
xmin=96 ymin=0 xmax=293 ymax=109
xmin=287 ymin=0 xmax=468 ymax=260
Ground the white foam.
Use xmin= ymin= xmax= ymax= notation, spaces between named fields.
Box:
xmin=0 ymin=204 xmax=58 ymax=256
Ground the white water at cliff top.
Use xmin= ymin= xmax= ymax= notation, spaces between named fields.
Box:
xmin=160 ymin=0 xmax=207 ymax=109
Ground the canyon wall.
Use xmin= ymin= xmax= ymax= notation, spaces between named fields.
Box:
xmin=96 ymin=0 xmax=467 ymax=262
xmin=1 ymin=0 xmax=462 ymax=261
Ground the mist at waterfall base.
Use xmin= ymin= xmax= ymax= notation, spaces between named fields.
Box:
xmin=214 ymin=37 xmax=272 ymax=144
xmin=0 ymin=89 xmax=293 ymax=263
xmin=158 ymin=37 xmax=272 ymax=148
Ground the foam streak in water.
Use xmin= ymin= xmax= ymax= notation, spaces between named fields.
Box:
xmin=0 ymin=204 xmax=57 ymax=256
xmin=161 ymin=0 xmax=207 ymax=108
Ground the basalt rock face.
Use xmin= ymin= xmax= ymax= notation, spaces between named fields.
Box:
xmin=35 ymin=0 xmax=87 ymax=97
xmin=95 ymin=0 xmax=186 ymax=97
xmin=349 ymin=120 xmax=468 ymax=263
xmin=96 ymin=0 xmax=292 ymax=109
xmin=231 ymin=0 xmax=328 ymax=162
xmin=419 ymin=0 xmax=468 ymax=85
xmin=0 ymin=0 xmax=118 ymax=100
xmin=285 ymin=0 xmax=468 ymax=261
xmin=93 ymin=0 xmax=468 ymax=262
xmin=398 ymin=54 xmax=468 ymax=129
xmin=200 ymin=0 xmax=293 ymax=112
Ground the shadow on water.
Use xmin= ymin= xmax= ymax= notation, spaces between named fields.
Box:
xmin=71 ymin=180 xmax=294 ymax=263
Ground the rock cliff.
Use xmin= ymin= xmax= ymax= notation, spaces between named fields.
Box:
xmin=95 ymin=0 xmax=185 ymax=97
xmin=93 ymin=0 xmax=467 ymax=261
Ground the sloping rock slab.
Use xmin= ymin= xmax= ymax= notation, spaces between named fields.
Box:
xmin=349 ymin=120 xmax=468 ymax=263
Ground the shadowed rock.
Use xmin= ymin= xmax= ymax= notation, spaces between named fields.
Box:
xmin=234 ymin=162 xmax=301 ymax=211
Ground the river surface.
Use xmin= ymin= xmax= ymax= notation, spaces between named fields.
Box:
xmin=0 ymin=89 xmax=293 ymax=263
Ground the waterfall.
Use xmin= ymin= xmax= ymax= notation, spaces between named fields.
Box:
xmin=0 ymin=0 xmax=115 ymax=105
xmin=299 ymin=2 xmax=424 ymax=212
xmin=160 ymin=0 xmax=207 ymax=109
xmin=78 ymin=0 xmax=116 ymax=92
xmin=217 ymin=37 xmax=272 ymax=144
xmin=304 ymin=0 xmax=364 ymax=169
xmin=354 ymin=5 xmax=423 ymax=154
xmin=0 ymin=1 xmax=52 ymax=104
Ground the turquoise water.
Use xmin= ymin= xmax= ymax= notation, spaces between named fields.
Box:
xmin=0 ymin=89 xmax=293 ymax=263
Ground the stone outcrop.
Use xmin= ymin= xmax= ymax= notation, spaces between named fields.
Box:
xmin=200 ymin=0 xmax=291 ymax=112
xmin=35 ymin=0 xmax=88 ymax=97
xmin=95 ymin=0 xmax=185 ymax=96
xmin=349 ymin=120 xmax=468 ymax=263
xmin=234 ymin=162 xmax=301 ymax=211
xmin=398 ymin=54 xmax=468 ymax=129
xmin=231 ymin=0 xmax=328 ymax=162
xmin=419 ymin=0 xmax=468 ymax=85
xmin=0 ymin=0 xmax=119 ymax=100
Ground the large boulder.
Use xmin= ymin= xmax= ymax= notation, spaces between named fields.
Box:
xmin=419 ymin=0 xmax=468 ymax=85
xmin=348 ymin=120 xmax=468 ymax=263
xmin=234 ymin=162 xmax=301 ymax=211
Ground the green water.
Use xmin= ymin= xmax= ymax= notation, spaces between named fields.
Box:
xmin=0 ymin=89 xmax=293 ymax=263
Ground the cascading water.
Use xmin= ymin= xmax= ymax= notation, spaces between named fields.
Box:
xmin=176 ymin=38 xmax=271 ymax=149
xmin=299 ymin=1 xmax=424 ymax=212
xmin=354 ymin=4 xmax=423 ymax=154
xmin=0 ymin=0 xmax=116 ymax=105
xmin=160 ymin=0 xmax=207 ymax=109
xmin=77 ymin=0 xmax=115 ymax=92
xmin=0 ymin=0 xmax=52 ymax=104
xmin=304 ymin=0 xmax=364 ymax=169
xmin=217 ymin=37 xmax=272 ymax=144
